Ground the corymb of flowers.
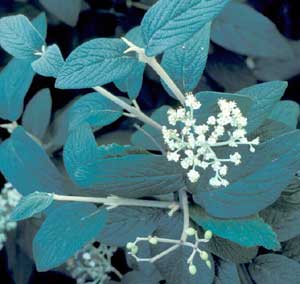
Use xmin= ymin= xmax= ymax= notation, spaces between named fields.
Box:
xmin=162 ymin=93 xmax=260 ymax=186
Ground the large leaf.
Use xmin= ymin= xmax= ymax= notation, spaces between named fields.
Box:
xmin=152 ymin=213 xmax=215 ymax=284
xmin=0 ymin=58 xmax=35 ymax=121
xmin=269 ymin=100 xmax=300 ymax=129
xmin=0 ymin=15 xmax=44 ymax=60
xmin=141 ymin=0 xmax=229 ymax=56
xmin=194 ymin=131 xmax=300 ymax=218
xmin=39 ymin=0 xmax=82 ymax=27
xmin=68 ymin=92 xmax=123 ymax=130
xmin=211 ymin=2 xmax=293 ymax=59
xmin=31 ymin=44 xmax=64 ymax=78
xmin=214 ymin=260 xmax=241 ymax=284
xmin=55 ymin=38 xmax=137 ymax=89
xmin=98 ymin=207 xmax=161 ymax=247
xmin=161 ymin=22 xmax=211 ymax=95
xmin=0 ymin=127 xmax=66 ymax=196
xmin=190 ymin=207 xmax=280 ymax=250
xmin=248 ymin=254 xmax=300 ymax=284
xmin=33 ymin=202 xmax=107 ymax=271
xmin=64 ymin=124 xmax=185 ymax=198
xmin=22 ymin=88 xmax=52 ymax=140
xmin=122 ymin=271 xmax=161 ymax=284
xmin=238 ymin=81 xmax=288 ymax=133
xmin=32 ymin=12 xmax=47 ymax=39
xmin=10 ymin=192 xmax=54 ymax=222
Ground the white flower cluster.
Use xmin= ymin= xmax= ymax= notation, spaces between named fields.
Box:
xmin=162 ymin=93 xmax=259 ymax=186
xmin=66 ymin=242 xmax=121 ymax=284
xmin=0 ymin=183 xmax=21 ymax=250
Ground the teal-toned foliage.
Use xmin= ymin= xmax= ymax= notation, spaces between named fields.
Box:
xmin=0 ymin=1 xmax=299 ymax=283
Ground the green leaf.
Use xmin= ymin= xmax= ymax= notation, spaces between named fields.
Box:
xmin=282 ymin=235 xmax=300 ymax=262
xmin=55 ymin=38 xmax=137 ymax=89
xmin=161 ymin=22 xmax=211 ymax=95
xmin=31 ymin=44 xmax=64 ymax=78
xmin=0 ymin=127 xmax=66 ymax=196
xmin=194 ymin=131 xmax=300 ymax=218
xmin=269 ymin=100 xmax=300 ymax=129
xmin=211 ymin=2 xmax=293 ymax=59
xmin=152 ymin=213 xmax=215 ymax=284
xmin=33 ymin=203 xmax=107 ymax=271
xmin=206 ymin=235 xmax=258 ymax=264
xmin=248 ymin=254 xmax=300 ymax=284
xmin=40 ymin=0 xmax=82 ymax=27
xmin=10 ymin=191 xmax=54 ymax=222
xmin=122 ymin=271 xmax=161 ymax=284
xmin=64 ymin=124 xmax=185 ymax=198
xmin=68 ymin=92 xmax=123 ymax=131
xmin=238 ymin=81 xmax=288 ymax=133
xmin=190 ymin=207 xmax=280 ymax=250
xmin=22 ymin=89 xmax=52 ymax=140
xmin=115 ymin=26 xmax=145 ymax=100
xmin=98 ymin=207 xmax=161 ymax=247
xmin=0 ymin=58 xmax=35 ymax=121
xmin=0 ymin=15 xmax=45 ymax=60
xmin=32 ymin=12 xmax=47 ymax=39
xmin=214 ymin=260 xmax=241 ymax=284
xmin=141 ymin=0 xmax=229 ymax=56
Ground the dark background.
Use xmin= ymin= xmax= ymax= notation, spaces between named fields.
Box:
xmin=0 ymin=0 xmax=300 ymax=283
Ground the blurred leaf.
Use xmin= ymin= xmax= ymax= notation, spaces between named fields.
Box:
xmin=32 ymin=12 xmax=47 ymax=39
xmin=31 ymin=44 xmax=64 ymax=78
xmin=22 ymin=88 xmax=52 ymax=140
xmin=214 ymin=260 xmax=241 ymax=284
xmin=248 ymin=254 xmax=300 ymax=284
xmin=33 ymin=203 xmax=107 ymax=271
xmin=0 ymin=15 xmax=45 ymax=60
xmin=10 ymin=191 xmax=54 ymax=222
xmin=122 ymin=271 xmax=161 ymax=284
xmin=211 ymin=2 xmax=293 ymax=59
xmin=282 ymin=235 xmax=300 ymax=262
xmin=0 ymin=58 xmax=35 ymax=121
xmin=39 ymin=0 xmax=82 ymax=27
xmin=141 ymin=0 xmax=229 ymax=56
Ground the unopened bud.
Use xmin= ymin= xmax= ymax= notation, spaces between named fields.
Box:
xmin=199 ymin=251 xmax=209 ymax=261
xmin=206 ymin=260 xmax=212 ymax=269
xmin=126 ymin=242 xmax=134 ymax=250
xmin=185 ymin=227 xmax=196 ymax=236
xmin=204 ymin=230 xmax=213 ymax=240
xmin=131 ymin=245 xmax=139 ymax=255
xmin=148 ymin=236 xmax=158 ymax=245
xmin=189 ymin=264 xmax=197 ymax=275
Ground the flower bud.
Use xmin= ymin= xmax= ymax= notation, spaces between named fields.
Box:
xmin=189 ymin=264 xmax=197 ymax=275
xmin=199 ymin=251 xmax=209 ymax=261
xmin=131 ymin=245 xmax=139 ymax=255
xmin=206 ymin=260 xmax=212 ymax=269
xmin=126 ymin=242 xmax=134 ymax=250
xmin=185 ymin=227 xmax=196 ymax=236
xmin=204 ymin=230 xmax=213 ymax=240
xmin=148 ymin=236 xmax=158 ymax=245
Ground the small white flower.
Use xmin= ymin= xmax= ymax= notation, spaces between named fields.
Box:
xmin=162 ymin=94 xmax=259 ymax=186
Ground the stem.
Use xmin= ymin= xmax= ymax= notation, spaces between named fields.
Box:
xmin=93 ymin=86 xmax=162 ymax=130
xmin=179 ymin=188 xmax=190 ymax=242
xmin=147 ymin=57 xmax=186 ymax=105
xmin=127 ymin=0 xmax=150 ymax=10
xmin=121 ymin=38 xmax=186 ymax=105
xmin=53 ymin=194 xmax=179 ymax=211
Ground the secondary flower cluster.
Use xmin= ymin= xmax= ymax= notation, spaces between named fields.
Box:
xmin=0 ymin=183 xmax=21 ymax=250
xmin=66 ymin=242 xmax=120 ymax=284
xmin=162 ymin=93 xmax=259 ymax=186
